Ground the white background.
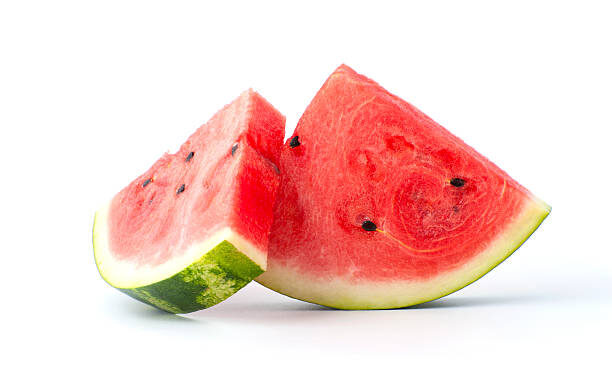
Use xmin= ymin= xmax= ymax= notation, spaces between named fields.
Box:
xmin=1 ymin=1 xmax=610 ymax=374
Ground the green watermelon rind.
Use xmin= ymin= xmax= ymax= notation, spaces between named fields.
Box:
xmin=256 ymin=198 xmax=550 ymax=310
xmin=120 ymin=240 xmax=263 ymax=313
xmin=93 ymin=213 xmax=264 ymax=314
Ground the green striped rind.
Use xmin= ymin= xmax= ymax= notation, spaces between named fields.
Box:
xmin=118 ymin=241 xmax=263 ymax=314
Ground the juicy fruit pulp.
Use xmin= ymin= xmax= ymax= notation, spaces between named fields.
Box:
xmin=94 ymin=90 xmax=285 ymax=313
xmin=257 ymin=65 xmax=550 ymax=309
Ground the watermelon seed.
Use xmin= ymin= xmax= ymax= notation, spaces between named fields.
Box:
xmin=231 ymin=143 xmax=238 ymax=156
xmin=176 ymin=184 xmax=186 ymax=195
xmin=362 ymin=220 xmax=377 ymax=231
xmin=450 ymin=178 xmax=465 ymax=187
xmin=185 ymin=152 xmax=194 ymax=162
xmin=142 ymin=178 xmax=152 ymax=188
xmin=290 ymin=136 xmax=300 ymax=148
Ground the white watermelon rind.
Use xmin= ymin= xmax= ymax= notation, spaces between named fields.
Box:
xmin=93 ymin=203 xmax=266 ymax=313
xmin=256 ymin=197 xmax=550 ymax=310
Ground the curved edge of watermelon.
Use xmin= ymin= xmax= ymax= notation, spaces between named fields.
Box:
xmin=256 ymin=197 xmax=550 ymax=310
xmin=93 ymin=203 xmax=265 ymax=314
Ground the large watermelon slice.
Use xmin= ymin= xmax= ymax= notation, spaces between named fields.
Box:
xmin=257 ymin=65 xmax=550 ymax=309
xmin=94 ymin=90 xmax=284 ymax=313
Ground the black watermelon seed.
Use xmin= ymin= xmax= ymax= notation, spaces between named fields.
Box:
xmin=185 ymin=152 xmax=194 ymax=162
xmin=362 ymin=220 xmax=377 ymax=232
xmin=453 ymin=205 xmax=460 ymax=212
xmin=450 ymin=178 xmax=465 ymax=187
xmin=176 ymin=184 xmax=186 ymax=195
xmin=142 ymin=178 xmax=152 ymax=188
xmin=289 ymin=136 xmax=300 ymax=148
xmin=231 ymin=144 xmax=238 ymax=156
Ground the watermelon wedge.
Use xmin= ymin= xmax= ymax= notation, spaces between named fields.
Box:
xmin=94 ymin=90 xmax=285 ymax=313
xmin=257 ymin=65 xmax=550 ymax=309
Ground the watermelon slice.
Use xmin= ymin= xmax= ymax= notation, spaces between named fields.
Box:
xmin=93 ymin=90 xmax=285 ymax=313
xmin=257 ymin=65 xmax=550 ymax=309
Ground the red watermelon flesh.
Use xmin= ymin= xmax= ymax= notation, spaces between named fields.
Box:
xmin=94 ymin=90 xmax=285 ymax=313
xmin=257 ymin=65 xmax=550 ymax=309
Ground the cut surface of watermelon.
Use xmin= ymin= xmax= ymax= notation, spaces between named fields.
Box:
xmin=94 ymin=90 xmax=284 ymax=313
xmin=256 ymin=65 xmax=550 ymax=309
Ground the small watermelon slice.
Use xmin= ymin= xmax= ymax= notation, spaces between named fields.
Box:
xmin=257 ymin=65 xmax=550 ymax=309
xmin=94 ymin=90 xmax=284 ymax=313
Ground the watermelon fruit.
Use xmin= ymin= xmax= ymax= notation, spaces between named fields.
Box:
xmin=93 ymin=90 xmax=285 ymax=313
xmin=256 ymin=65 xmax=550 ymax=309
